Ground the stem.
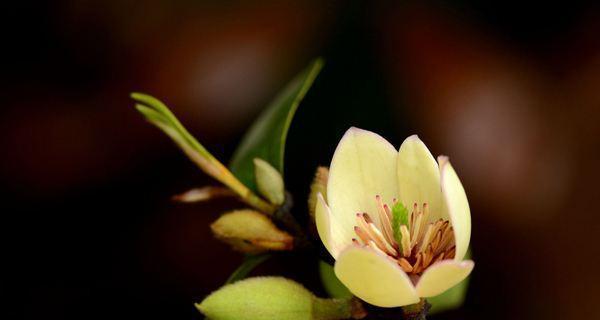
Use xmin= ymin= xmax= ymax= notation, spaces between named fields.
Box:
xmin=178 ymin=140 xmax=275 ymax=214
xmin=312 ymin=298 xmax=352 ymax=320
xmin=401 ymin=299 xmax=430 ymax=320
xmin=362 ymin=299 xmax=430 ymax=319
xmin=132 ymin=93 xmax=276 ymax=215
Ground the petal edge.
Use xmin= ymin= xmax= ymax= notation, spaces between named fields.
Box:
xmin=397 ymin=135 xmax=446 ymax=222
xmin=334 ymin=246 xmax=419 ymax=307
xmin=439 ymin=157 xmax=471 ymax=261
xmin=416 ymin=259 xmax=474 ymax=297
xmin=328 ymin=127 xmax=399 ymax=233
xmin=315 ymin=193 xmax=351 ymax=259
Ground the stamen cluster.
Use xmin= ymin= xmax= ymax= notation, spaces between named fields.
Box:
xmin=352 ymin=196 xmax=456 ymax=276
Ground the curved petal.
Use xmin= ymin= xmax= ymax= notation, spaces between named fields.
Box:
xmin=315 ymin=193 xmax=352 ymax=259
xmin=397 ymin=135 xmax=446 ymax=222
xmin=416 ymin=260 xmax=474 ymax=297
xmin=328 ymin=127 xmax=398 ymax=235
xmin=439 ymin=157 xmax=471 ymax=261
xmin=334 ymin=246 xmax=419 ymax=307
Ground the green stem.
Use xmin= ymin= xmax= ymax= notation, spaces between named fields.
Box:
xmin=312 ymin=298 xmax=352 ymax=320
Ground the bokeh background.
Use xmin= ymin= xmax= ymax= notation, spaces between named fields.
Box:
xmin=3 ymin=1 xmax=600 ymax=319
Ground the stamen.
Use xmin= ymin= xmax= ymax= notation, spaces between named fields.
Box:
xmin=431 ymin=230 xmax=442 ymax=252
xmin=356 ymin=213 xmax=397 ymax=256
xmin=376 ymin=196 xmax=396 ymax=247
xmin=445 ymin=246 xmax=456 ymax=259
xmin=423 ymin=245 xmax=434 ymax=267
xmin=369 ymin=223 xmax=398 ymax=256
xmin=399 ymin=225 xmax=411 ymax=257
xmin=411 ymin=212 xmax=422 ymax=248
xmin=352 ymin=199 xmax=456 ymax=276
xmin=354 ymin=226 xmax=370 ymax=245
xmin=418 ymin=224 xmax=434 ymax=253
xmin=398 ymin=258 xmax=413 ymax=273
xmin=432 ymin=252 xmax=445 ymax=265
xmin=413 ymin=253 xmax=423 ymax=274
xmin=438 ymin=226 xmax=454 ymax=254
xmin=368 ymin=240 xmax=388 ymax=257
xmin=382 ymin=204 xmax=392 ymax=221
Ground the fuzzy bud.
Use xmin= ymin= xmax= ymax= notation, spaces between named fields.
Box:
xmin=196 ymin=276 xmax=355 ymax=320
xmin=253 ymin=158 xmax=285 ymax=206
xmin=211 ymin=210 xmax=293 ymax=253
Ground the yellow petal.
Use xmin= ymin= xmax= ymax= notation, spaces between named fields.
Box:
xmin=315 ymin=193 xmax=352 ymax=259
xmin=416 ymin=260 xmax=474 ymax=297
xmin=397 ymin=135 xmax=446 ymax=222
xmin=328 ymin=127 xmax=399 ymax=235
xmin=334 ymin=246 xmax=419 ymax=307
xmin=439 ymin=157 xmax=471 ymax=261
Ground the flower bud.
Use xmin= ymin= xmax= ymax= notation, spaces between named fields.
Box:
xmin=253 ymin=158 xmax=285 ymax=205
xmin=308 ymin=167 xmax=329 ymax=220
xmin=211 ymin=210 xmax=293 ymax=253
xmin=196 ymin=276 xmax=354 ymax=320
xmin=172 ymin=186 xmax=235 ymax=203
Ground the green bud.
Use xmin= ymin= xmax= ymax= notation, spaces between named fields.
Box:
xmin=253 ymin=158 xmax=285 ymax=206
xmin=196 ymin=276 xmax=353 ymax=320
xmin=308 ymin=167 xmax=329 ymax=220
xmin=211 ymin=210 xmax=293 ymax=253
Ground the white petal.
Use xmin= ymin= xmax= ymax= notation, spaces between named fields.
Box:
xmin=334 ymin=246 xmax=420 ymax=307
xmin=397 ymin=135 xmax=446 ymax=222
xmin=439 ymin=157 xmax=471 ymax=261
xmin=327 ymin=127 xmax=399 ymax=235
xmin=315 ymin=193 xmax=352 ymax=259
xmin=416 ymin=260 xmax=474 ymax=297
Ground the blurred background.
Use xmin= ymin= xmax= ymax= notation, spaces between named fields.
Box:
xmin=3 ymin=1 xmax=600 ymax=319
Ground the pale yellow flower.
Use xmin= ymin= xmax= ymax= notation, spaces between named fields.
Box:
xmin=315 ymin=128 xmax=474 ymax=307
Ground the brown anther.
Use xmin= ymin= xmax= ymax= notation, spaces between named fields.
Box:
xmin=362 ymin=212 xmax=373 ymax=224
xmin=354 ymin=226 xmax=370 ymax=245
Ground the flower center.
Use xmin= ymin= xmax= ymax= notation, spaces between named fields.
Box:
xmin=352 ymin=196 xmax=455 ymax=276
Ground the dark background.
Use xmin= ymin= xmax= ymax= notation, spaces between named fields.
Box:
xmin=3 ymin=1 xmax=600 ymax=319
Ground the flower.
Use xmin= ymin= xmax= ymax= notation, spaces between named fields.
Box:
xmin=315 ymin=127 xmax=474 ymax=307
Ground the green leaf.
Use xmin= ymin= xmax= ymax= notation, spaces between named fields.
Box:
xmin=226 ymin=254 xmax=271 ymax=284
xmin=132 ymin=93 xmax=275 ymax=213
xmin=318 ymin=260 xmax=353 ymax=300
xmin=428 ymin=249 xmax=473 ymax=314
xmin=391 ymin=202 xmax=409 ymax=245
xmin=229 ymin=58 xmax=324 ymax=191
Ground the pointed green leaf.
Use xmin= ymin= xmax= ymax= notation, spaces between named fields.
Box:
xmin=229 ymin=58 xmax=324 ymax=191
xmin=132 ymin=93 xmax=275 ymax=213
